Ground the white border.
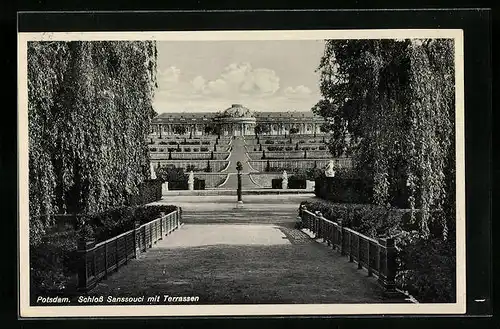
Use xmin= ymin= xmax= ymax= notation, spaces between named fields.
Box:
xmin=18 ymin=29 xmax=466 ymax=317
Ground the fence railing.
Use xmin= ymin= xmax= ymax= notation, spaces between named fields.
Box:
xmin=150 ymin=151 xmax=230 ymax=161
xmin=246 ymin=150 xmax=331 ymax=160
xmin=299 ymin=206 xmax=396 ymax=292
xmin=77 ymin=208 xmax=182 ymax=292
xmin=153 ymin=159 xmax=230 ymax=172
xmin=248 ymin=158 xmax=352 ymax=172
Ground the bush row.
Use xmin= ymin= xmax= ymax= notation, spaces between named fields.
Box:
xmin=150 ymin=147 xmax=211 ymax=152
xmin=262 ymin=139 xmax=326 ymax=145
xmin=256 ymin=146 xmax=327 ymax=151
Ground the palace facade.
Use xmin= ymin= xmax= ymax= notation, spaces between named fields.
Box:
xmin=150 ymin=104 xmax=324 ymax=137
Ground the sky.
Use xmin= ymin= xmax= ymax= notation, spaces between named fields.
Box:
xmin=152 ymin=40 xmax=326 ymax=113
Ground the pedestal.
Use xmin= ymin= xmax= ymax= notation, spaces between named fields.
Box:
xmin=188 ymin=183 xmax=194 ymax=191
xmin=162 ymin=182 xmax=169 ymax=195
xmin=306 ymin=180 xmax=315 ymax=190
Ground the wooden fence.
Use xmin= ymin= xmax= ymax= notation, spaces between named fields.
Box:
xmin=77 ymin=208 xmax=182 ymax=292
xmin=299 ymin=206 xmax=396 ymax=292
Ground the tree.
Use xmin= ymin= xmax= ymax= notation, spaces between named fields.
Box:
xmin=173 ymin=125 xmax=187 ymax=135
xmin=149 ymin=107 xmax=158 ymax=119
xmin=289 ymin=127 xmax=299 ymax=135
xmin=313 ymin=39 xmax=455 ymax=238
xmin=204 ymin=122 xmax=221 ymax=135
xmin=28 ymin=40 xmax=157 ymax=245
xmin=255 ymin=123 xmax=271 ymax=136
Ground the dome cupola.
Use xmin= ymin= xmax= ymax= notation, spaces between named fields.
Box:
xmin=220 ymin=104 xmax=254 ymax=118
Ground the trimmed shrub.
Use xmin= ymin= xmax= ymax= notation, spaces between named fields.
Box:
xmin=272 ymin=178 xmax=282 ymax=189
xmin=315 ymin=176 xmax=372 ymax=204
xmin=194 ymin=178 xmax=206 ymax=190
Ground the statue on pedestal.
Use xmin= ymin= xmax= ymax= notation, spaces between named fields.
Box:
xmin=282 ymin=170 xmax=288 ymax=189
xmin=150 ymin=162 xmax=157 ymax=180
xmin=188 ymin=170 xmax=194 ymax=190
xmin=325 ymin=160 xmax=336 ymax=178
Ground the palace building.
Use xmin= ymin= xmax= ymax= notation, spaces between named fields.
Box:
xmin=150 ymin=104 xmax=325 ymax=137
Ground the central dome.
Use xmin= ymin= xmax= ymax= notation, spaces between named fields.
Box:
xmin=220 ymin=104 xmax=254 ymax=118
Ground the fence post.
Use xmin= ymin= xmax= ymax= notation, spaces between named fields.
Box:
xmin=367 ymin=241 xmax=372 ymax=277
xmin=134 ymin=220 xmax=141 ymax=259
xmin=357 ymin=235 xmax=362 ymax=269
xmin=314 ymin=211 xmax=321 ymax=239
xmin=159 ymin=212 xmax=164 ymax=239
xmin=378 ymin=237 xmax=397 ymax=294
xmin=348 ymin=231 xmax=354 ymax=262
xmin=338 ymin=218 xmax=344 ymax=255
xmin=77 ymin=238 xmax=96 ymax=292
xmin=301 ymin=205 xmax=307 ymax=229
xmin=317 ymin=212 xmax=326 ymax=243
xmin=177 ymin=207 xmax=182 ymax=229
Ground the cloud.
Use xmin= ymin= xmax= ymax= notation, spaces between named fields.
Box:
xmin=205 ymin=79 xmax=229 ymax=96
xmin=195 ymin=62 xmax=280 ymax=97
xmin=191 ymin=76 xmax=206 ymax=93
xmin=284 ymin=85 xmax=312 ymax=98
xmin=158 ymin=66 xmax=181 ymax=89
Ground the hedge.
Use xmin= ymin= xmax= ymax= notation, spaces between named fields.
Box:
xmin=272 ymin=177 xmax=307 ymax=189
xmin=314 ymin=176 xmax=373 ymax=204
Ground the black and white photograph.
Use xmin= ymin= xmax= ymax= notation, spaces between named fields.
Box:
xmin=18 ymin=29 xmax=465 ymax=317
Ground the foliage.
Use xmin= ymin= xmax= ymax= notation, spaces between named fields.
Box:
xmin=290 ymin=168 xmax=324 ymax=181
xmin=173 ymin=125 xmax=187 ymax=135
xmin=255 ymin=123 xmax=271 ymax=135
xmin=397 ymin=232 xmax=456 ymax=302
xmin=28 ymin=41 xmax=157 ymax=245
xmin=289 ymin=127 xmax=299 ymax=134
xmin=313 ymin=39 xmax=455 ymax=239
xmin=156 ymin=166 xmax=187 ymax=183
